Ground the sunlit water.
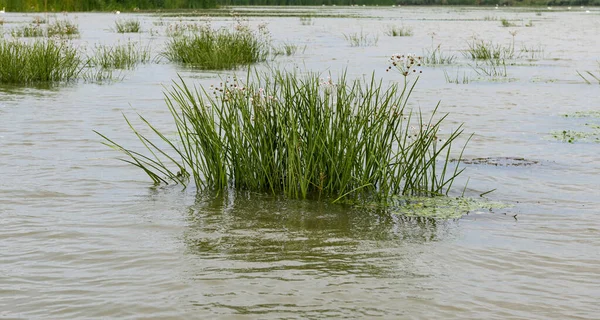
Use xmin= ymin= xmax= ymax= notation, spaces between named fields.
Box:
xmin=1 ymin=7 xmax=599 ymax=319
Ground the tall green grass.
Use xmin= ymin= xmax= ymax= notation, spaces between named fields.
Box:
xmin=89 ymin=41 xmax=151 ymax=70
xmin=463 ymin=38 xmax=514 ymax=60
xmin=0 ymin=38 xmax=83 ymax=84
xmin=97 ymin=69 xmax=467 ymax=201
xmin=162 ymin=26 xmax=270 ymax=69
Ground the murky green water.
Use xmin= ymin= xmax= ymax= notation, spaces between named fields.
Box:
xmin=1 ymin=6 xmax=599 ymax=318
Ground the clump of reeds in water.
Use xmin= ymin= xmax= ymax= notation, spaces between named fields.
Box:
xmin=343 ymin=30 xmax=378 ymax=47
xmin=98 ymin=57 xmax=467 ymax=201
xmin=463 ymin=37 xmax=514 ymax=60
xmin=10 ymin=24 xmax=45 ymax=37
xmin=89 ymin=41 xmax=151 ymax=70
xmin=162 ymin=21 xmax=270 ymax=69
xmin=114 ymin=19 xmax=141 ymax=33
xmin=47 ymin=19 xmax=79 ymax=37
xmin=384 ymin=25 xmax=413 ymax=37
xmin=0 ymin=38 xmax=83 ymax=84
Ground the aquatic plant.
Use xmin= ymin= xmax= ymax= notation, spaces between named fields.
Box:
xmin=577 ymin=62 xmax=600 ymax=84
xmin=500 ymin=18 xmax=515 ymax=27
xmin=32 ymin=16 xmax=47 ymax=24
xmin=81 ymin=67 xmax=124 ymax=84
xmin=384 ymin=25 xmax=413 ymax=37
xmin=444 ymin=69 xmax=470 ymax=84
xmin=10 ymin=24 xmax=44 ymax=37
xmin=423 ymin=44 xmax=456 ymax=65
xmin=463 ymin=38 xmax=514 ymax=60
xmin=47 ymin=19 xmax=79 ymax=37
xmin=162 ymin=22 xmax=270 ymax=69
xmin=114 ymin=19 xmax=141 ymax=33
xmin=470 ymin=58 xmax=507 ymax=77
xmin=0 ymin=38 xmax=83 ymax=84
xmin=343 ymin=30 xmax=378 ymax=47
xmin=98 ymin=66 xmax=467 ymax=201
xmin=89 ymin=41 xmax=151 ymax=70
xmin=299 ymin=14 xmax=314 ymax=25
xmin=272 ymin=42 xmax=304 ymax=57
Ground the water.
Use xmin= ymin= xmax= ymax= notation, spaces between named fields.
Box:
xmin=1 ymin=7 xmax=600 ymax=319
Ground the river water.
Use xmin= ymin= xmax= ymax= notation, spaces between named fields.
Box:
xmin=1 ymin=6 xmax=599 ymax=319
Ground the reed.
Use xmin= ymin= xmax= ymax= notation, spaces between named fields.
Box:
xmin=0 ymin=38 xmax=83 ymax=84
xmin=423 ymin=44 xmax=456 ymax=65
xmin=97 ymin=68 xmax=467 ymax=201
xmin=10 ymin=24 xmax=44 ymax=37
xmin=47 ymin=19 xmax=79 ymax=37
xmin=384 ymin=25 xmax=413 ymax=37
xmin=463 ymin=38 xmax=514 ymax=60
xmin=344 ymin=30 xmax=378 ymax=47
xmin=114 ymin=19 xmax=141 ymax=33
xmin=89 ymin=41 xmax=151 ymax=70
xmin=162 ymin=24 xmax=270 ymax=69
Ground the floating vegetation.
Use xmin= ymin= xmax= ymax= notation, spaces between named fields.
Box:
xmin=114 ymin=19 xmax=141 ymax=33
xmin=0 ymin=38 xmax=83 ymax=84
xmin=353 ymin=196 xmax=510 ymax=219
xmin=343 ymin=30 xmax=378 ymax=47
xmin=552 ymin=111 xmax=600 ymax=143
xmin=97 ymin=64 xmax=468 ymax=201
xmin=384 ymin=25 xmax=413 ymax=37
xmin=89 ymin=41 xmax=152 ymax=70
xmin=162 ymin=21 xmax=270 ymax=69
xmin=458 ymin=157 xmax=539 ymax=167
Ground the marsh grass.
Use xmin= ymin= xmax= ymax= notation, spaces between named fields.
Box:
xmin=32 ymin=16 xmax=47 ymax=24
xmin=0 ymin=38 xmax=83 ymax=84
xmin=89 ymin=41 xmax=151 ymax=70
xmin=97 ymin=69 xmax=468 ymax=201
xmin=423 ymin=44 xmax=456 ymax=65
xmin=114 ymin=19 xmax=141 ymax=33
xmin=299 ymin=15 xmax=314 ymax=25
xmin=11 ymin=24 xmax=44 ymax=37
xmin=518 ymin=44 xmax=544 ymax=59
xmin=463 ymin=38 xmax=514 ymax=60
xmin=272 ymin=42 xmax=304 ymax=57
xmin=500 ymin=18 xmax=516 ymax=27
xmin=82 ymin=67 xmax=124 ymax=83
xmin=344 ymin=30 xmax=378 ymax=47
xmin=444 ymin=69 xmax=470 ymax=84
xmin=162 ymin=25 xmax=270 ymax=69
xmin=470 ymin=59 xmax=507 ymax=77
xmin=384 ymin=25 xmax=413 ymax=37
xmin=47 ymin=19 xmax=79 ymax=37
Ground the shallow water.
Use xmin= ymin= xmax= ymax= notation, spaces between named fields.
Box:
xmin=1 ymin=7 xmax=600 ymax=319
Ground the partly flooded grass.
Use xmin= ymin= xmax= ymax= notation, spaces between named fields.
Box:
xmin=0 ymin=39 xmax=83 ymax=84
xmin=114 ymin=19 xmax=141 ymax=33
xmin=162 ymin=23 xmax=270 ymax=69
xmin=384 ymin=25 xmax=413 ymax=37
xmin=98 ymin=68 xmax=468 ymax=201
xmin=10 ymin=19 xmax=79 ymax=38
xmin=47 ymin=19 xmax=80 ymax=37
xmin=343 ymin=30 xmax=378 ymax=47
xmin=89 ymin=41 xmax=152 ymax=70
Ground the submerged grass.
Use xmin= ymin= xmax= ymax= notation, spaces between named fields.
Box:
xmin=0 ymin=38 xmax=83 ymax=84
xmin=97 ymin=69 xmax=468 ymax=201
xmin=162 ymin=24 xmax=270 ymax=69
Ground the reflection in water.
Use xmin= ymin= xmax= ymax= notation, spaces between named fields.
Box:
xmin=183 ymin=192 xmax=458 ymax=278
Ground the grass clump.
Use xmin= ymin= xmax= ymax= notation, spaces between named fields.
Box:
xmin=444 ymin=69 xmax=470 ymax=84
xmin=162 ymin=23 xmax=270 ymax=69
xmin=0 ymin=38 xmax=83 ymax=84
xmin=89 ymin=41 xmax=151 ymax=70
xmin=344 ymin=30 xmax=378 ymax=47
xmin=384 ymin=25 xmax=413 ymax=37
xmin=47 ymin=19 xmax=79 ymax=37
xmin=11 ymin=24 xmax=45 ymax=37
xmin=463 ymin=38 xmax=514 ymax=60
xmin=500 ymin=18 xmax=516 ymax=27
xmin=97 ymin=66 xmax=467 ymax=201
xmin=423 ymin=44 xmax=456 ymax=65
xmin=114 ymin=19 xmax=141 ymax=33
xmin=299 ymin=14 xmax=314 ymax=25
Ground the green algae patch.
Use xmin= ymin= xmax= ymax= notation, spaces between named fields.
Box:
xmin=349 ymin=196 xmax=510 ymax=220
xmin=552 ymin=111 xmax=600 ymax=143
